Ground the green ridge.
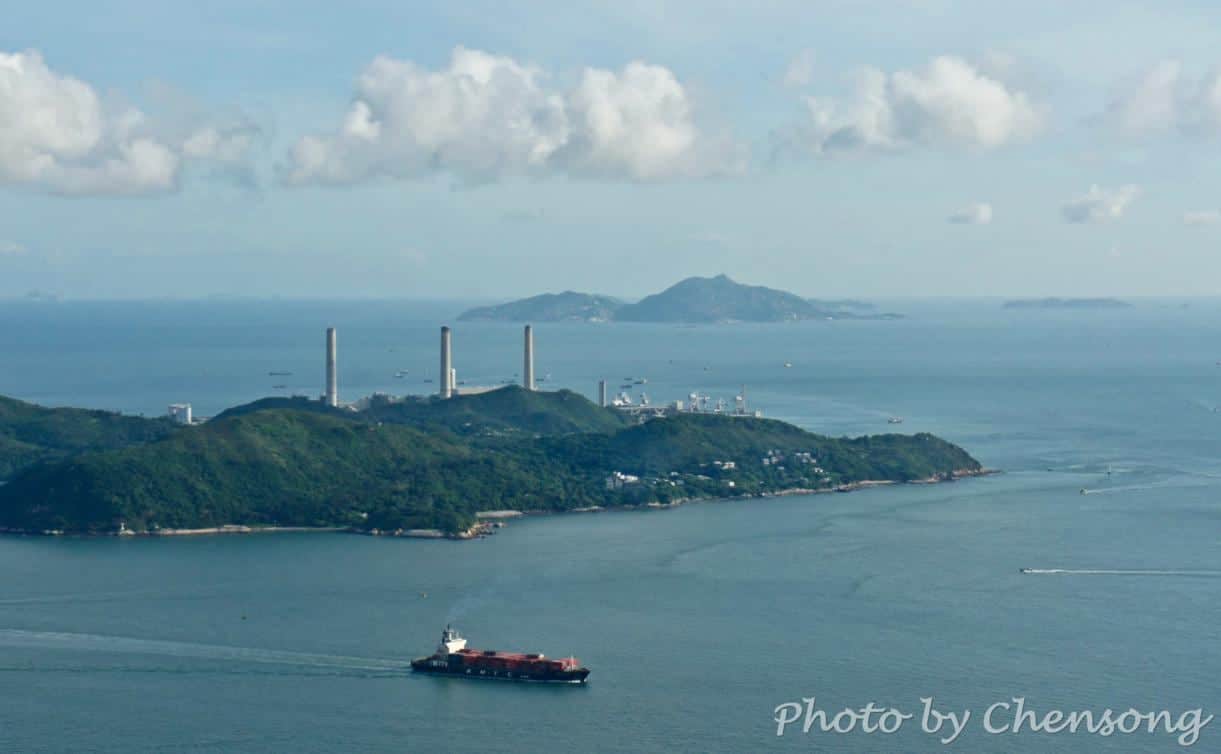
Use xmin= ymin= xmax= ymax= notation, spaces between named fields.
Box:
xmin=0 ymin=389 xmax=982 ymax=536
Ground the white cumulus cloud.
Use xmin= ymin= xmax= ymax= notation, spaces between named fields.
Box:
xmin=1182 ymin=209 xmax=1221 ymax=226
xmin=1062 ymin=185 xmax=1139 ymax=224
xmin=0 ymin=50 xmax=259 ymax=195
xmin=1102 ymin=61 xmax=1221 ymax=137
xmin=785 ymin=56 xmax=1043 ymax=155
xmin=947 ymin=202 xmax=993 ymax=225
xmin=283 ymin=48 xmax=737 ymax=185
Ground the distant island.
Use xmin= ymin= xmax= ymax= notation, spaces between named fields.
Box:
xmin=1003 ymin=298 xmax=1132 ymax=310
xmin=459 ymin=291 xmax=623 ymax=322
xmin=459 ymin=275 xmax=902 ymax=323
xmin=0 ymin=387 xmax=981 ymax=537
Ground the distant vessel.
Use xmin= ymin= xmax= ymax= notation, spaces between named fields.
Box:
xmin=888 ymin=417 xmax=904 ymax=424
xmin=784 ymin=362 xmax=793 ymax=368
xmin=394 ymin=370 xmax=408 ymax=378
xmin=411 ymin=626 xmax=590 ymax=684
xmin=268 ymin=371 xmax=292 ymax=376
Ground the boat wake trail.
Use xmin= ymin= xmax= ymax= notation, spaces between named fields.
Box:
xmin=0 ymin=629 xmax=411 ymax=673
xmin=1078 ymin=484 xmax=1167 ymax=495
xmin=1021 ymin=569 xmax=1221 ymax=577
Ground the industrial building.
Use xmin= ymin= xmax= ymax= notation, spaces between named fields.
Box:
xmin=523 ymin=325 xmax=535 ymax=391
xmin=435 ymin=324 xmax=536 ymax=398
xmin=606 ymin=384 xmax=762 ymax=420
xmin=325 ymin=327 xmax=338 ymax=407
xmin=312 ymin=322 xmax=761 ymax=421
xmin=167 ymin=403 xmax=193 ymax=425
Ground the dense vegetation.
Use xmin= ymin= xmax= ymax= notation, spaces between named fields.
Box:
xmin=0 ymin=388 xmax=981 ymax=536
xmin=0 ymin=396 xmax=176 ymax=480
xmin=214 ymin=387 xmax=629 ymax=437
xmin=456 ymin=275 xmax=901 ymax=323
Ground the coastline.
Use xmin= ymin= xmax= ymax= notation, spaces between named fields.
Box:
xmin=0 ymin=468 xmax=996 ymax=540
xmin=0 ymin=524 xmax=349 ymax=538
xmin=512 ymin=467 xmax=998 ymax=519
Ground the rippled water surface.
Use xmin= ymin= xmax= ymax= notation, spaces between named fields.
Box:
xmin=1 ymin=299 xmax=1219 ymax=752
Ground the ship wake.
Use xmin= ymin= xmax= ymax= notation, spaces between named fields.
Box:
xmin=0 ymin=628 xmax=412 ymax=673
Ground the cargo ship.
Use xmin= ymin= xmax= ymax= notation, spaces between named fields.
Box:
xmin=411 ymin=626 xmax=590 ymax=684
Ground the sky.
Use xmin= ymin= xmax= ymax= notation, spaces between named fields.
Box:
xmin=2 ymin=0 xmax=1221 ymax=300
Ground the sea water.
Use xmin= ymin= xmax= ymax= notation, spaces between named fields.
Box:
xmin=1 ymin=298 xmax=1219 ymax=752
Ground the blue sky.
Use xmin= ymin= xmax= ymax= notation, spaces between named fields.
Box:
xmin=2 ymin=0 xmax=1221 ymax=299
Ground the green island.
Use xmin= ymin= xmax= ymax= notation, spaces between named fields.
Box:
xmin=459 ymin=274 xmax=903 ymax=323
xmin=0 ymin=387 xmax=983 ymax=537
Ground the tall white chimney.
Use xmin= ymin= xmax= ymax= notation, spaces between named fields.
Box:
xmin=598 ymin=379 xmax=607 ymax=407
xmin=325 ymin=327 xmax=338 ymax=407
xmin=440 ymin=326 xmax=453 ymax=399
xmin=523 ymin=325 xmax=535 ymax=391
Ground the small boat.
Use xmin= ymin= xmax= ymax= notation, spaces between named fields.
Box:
xmin=268 ymin=371 xmax=293 ymax=376
xmin=394 ymin=370 xmax=408 ymax=378
xmin=272 ymin=384 xmax=287 ymax=389
xmin=784 ymin=362 xmax=793 ymax=368
xmin=887 ymin=417 xmax=904 ymax=424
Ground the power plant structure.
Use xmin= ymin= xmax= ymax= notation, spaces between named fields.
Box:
xmin=312 ymin=323 xmax=759 ymax=421
xmin=608 ymin=383 xmax=761 ymax=420
xmin=324 ymin=327 xmax=338 ymax=407
xmin=436 ymin=324 xmax=534 ymax=398
xmin=440 ymin=326 xmax=453 ymax=399
xmin=523 ymin=325 xmax=535 ymax=391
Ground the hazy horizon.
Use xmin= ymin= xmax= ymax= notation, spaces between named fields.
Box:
xmin=6 ymin=288 xmax=1220 ymax=305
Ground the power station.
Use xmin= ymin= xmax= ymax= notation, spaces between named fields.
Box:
xmin=523 ymin=325 xmax=535 ymax=392
xmin=436 ymin=323 xmax=536 ymax=398
xmin=313 ymin=323 xmax=759 ymax=418
xmin=440 ymin=326 xmax=453 ymax=399
xmin=324 ymin=327 xmax=338 ymax=407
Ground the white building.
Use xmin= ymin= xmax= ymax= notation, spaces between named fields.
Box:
xmin=606 ymin=471 xmax=641 ymax=490
xmin=168 ymin=403 xmax=193 ymax=425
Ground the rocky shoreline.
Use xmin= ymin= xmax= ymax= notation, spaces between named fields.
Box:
xmin=0 ymin=468 xmax=995 ymax=540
